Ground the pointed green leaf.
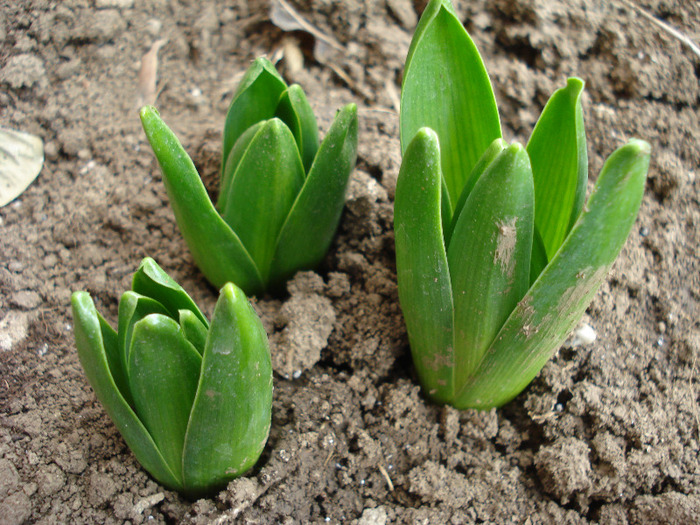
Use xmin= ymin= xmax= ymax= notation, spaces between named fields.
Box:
xmin=117 ymin=291 xmax=169 ymax=393
xmin=183 ymin=283 xmax=272 ymax=497
xmin=128 ymin=314 xmax=202 ymax=485
xmin=448 ymin=144 xmax=534 ymax=383
xmin=445 ymin=138 xmax=507 ymax=246
xmin=140 ymin=107 xmax=265 ymax=294
xmin=179 ymin=309 xmax=208 ymax=355
xmin=527 ymin=78 xmax=588 ymax=259
xmin=220 ymin=118 xmax=305 ymax=284
xmin=73 ymin=292 xmax=134 ymax=410
xmin=454 ymin=140 xmax=650 ymax=409
xmin=217 ymin=121 xmax=265 ymax=214
xmin=131 ymin=257 xmax=208 ymax=327
xmin=403 ymin=0 xmax=448 ymax=73
xmin=269 ymin=104 xmax=358 ymax=288
xmin=222 ymin=58 xmax=288 ymax=170
xmin=394 ymin=128 xmax=455 ymax=403
xmin=401 ymin=0 xmax=501 ymax=203
xmin=71 ymin=292 xmax=181 ymax=491
xmin=275 ymin=84 xmax=320 ymax=173
xmin=439 ymin=174 xmax=453 ymax=243
xmin=530 ymin=225 xmax=548 ymax=285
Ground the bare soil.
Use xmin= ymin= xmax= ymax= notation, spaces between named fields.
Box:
xmin=1 ymin=0 xmax=699 ymax=523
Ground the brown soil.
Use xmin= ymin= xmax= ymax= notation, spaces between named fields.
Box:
xmin=1 ymin=0 xmax=699 ymax=523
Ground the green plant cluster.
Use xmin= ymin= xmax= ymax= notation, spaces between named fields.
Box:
xmin=395 ymin=0 xmax=650 ymax=408
xmin=140 ymin=58 xmax=358 ymax=296
xmin=72 ymin=259 xmax=271 ymax=497
xmin=72 ymin=2 xmax=650 ymax=498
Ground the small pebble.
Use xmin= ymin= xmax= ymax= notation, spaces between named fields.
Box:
xmin=8 ymin=260 xmax=24 ymax=272
xmin=569 ymin=323 xmax=596 ymax=347
xmin=44 ymin=141 xmax=59 ymax=160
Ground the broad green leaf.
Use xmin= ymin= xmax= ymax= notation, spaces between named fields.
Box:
xmin=527 ymin=78 xmax=588 ymax=259
xmin=140 ymin=107 xmax=264 ymax=294
xmin=179 ymin=309 xmax=208 ymax=356
xmin=220 ymin=118 xmax=305 ymax=284
xmin=117 ymin=291 xmax=169 ymax=393
xmin=401 ymin=0 xmax=501 ymax=203
xmin=454 ymin=140 xmax=650 ymax=409
xmin=129 ymin=314 xmax=202 ymax=485
xmin=183 ymin=283 xmax=272 ymax=497
xmin=394 ymin=128 xmax=454 ymax=403
xmin=275 ymin=84 xmax=320 ymax=173
xmin=217 ymin=122 xmax=265 ymax=214
xmin=131 ymin=258 xmax=208 ymax=327
xmin=448 ymin=144 xmax=534 ymax=383
xmin=71 ymin=292 xmax=181 ymax=491
xmin=445 ymin=138 xmax=507 ymax=246
xmin=269 ymin=104 xmax=358 ymax=289
xmin=221 ymin=58 xmax=287 ymax=170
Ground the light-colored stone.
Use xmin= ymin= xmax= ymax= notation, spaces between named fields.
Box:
xmin=0 ymin=311 xmax=32 ymax=351
xmin=11 ymin=290 xmax=42 ymax=310
xmin=0 ymin=459 xmax=20 ymax=498
xmin=0 ymin=54 xmax=46 ymax=89
xmin=95 ymin=0 xmax=134 ymax=9
xmin=0 ymin=490 xmax=32 ymax=525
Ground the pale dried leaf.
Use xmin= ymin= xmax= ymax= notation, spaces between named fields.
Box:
xmin=619 ymin=0 xmax=700 ymax=59
xmin=0 ymin=127 xmax=44 ymax=207
xmin=385 ymin=79 xmax=400 ymax=114
xmin=269 ymin=0 xmax=366 ymax=96
xmin=270 ymin=0 xmax=344 ymax=53
xmin=282 ymin=36 xmax=304 ymax=75
xmin=138 ymin=38 xmax=168 ymax=106
xmin=270 ymin=0 xmax=344 ymax=65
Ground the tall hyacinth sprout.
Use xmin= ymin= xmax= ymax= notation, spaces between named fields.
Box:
xmin=395 ymin=0 xmax=650 ymax=409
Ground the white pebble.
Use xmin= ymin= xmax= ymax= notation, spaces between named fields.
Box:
xmin=569 ymin=323 xmax=596 ymax=347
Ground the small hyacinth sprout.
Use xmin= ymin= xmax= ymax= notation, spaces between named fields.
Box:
xmin=71 ymin=258 xmax=272 ymax=497
xmin=140 ymin=58 xmax=358 ymax=295
xmin=395 ymin=0 xmax=651 ymax=409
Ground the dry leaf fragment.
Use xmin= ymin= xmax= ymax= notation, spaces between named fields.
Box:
xmin=270 ymin=0 xmax=344 ymax=62
xmin=269 ymin=0 xmax=358 ymax=89
xmin=138 ymin=38 xmax=168 ymax=106
xmin=0 ymin=127 xmax=44 ymax=207
xmin=619 ymin=0 xmax=700 ymax=59
xmin=281 ymin=36 xmax=304 ymax=75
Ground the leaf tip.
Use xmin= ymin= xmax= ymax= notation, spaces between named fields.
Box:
xmin=253 ymin=56 xmax=274 ymax=69
xmin=627 ymin=138 xmax=652 ymax=157
xmin=139 ymin=105 xmax=160 ymax=128
xmin=136 ymin=257 xmax=163 ymax=283
xmin=501 ymin=141 xmax=530 ymax=169
xmin=566 ymin=77 xmax=585 ymax=94
xmin=219 ymin=281 xmax=247 ymax=305
xmin=138 ymin=256 xmax=158 ymax=270
xmin=415 ymin=126 xmax=439 ymax=144
xmin=71 ymin=290 xmax=93 ymax=313
xmin=336 ymin=102 xmax=358 ymax=122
